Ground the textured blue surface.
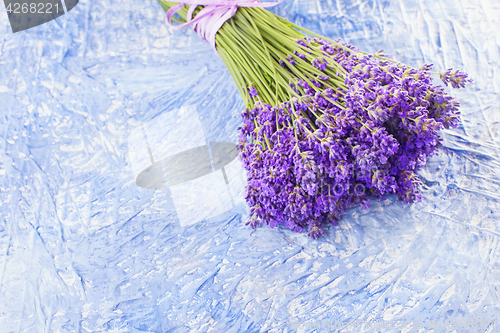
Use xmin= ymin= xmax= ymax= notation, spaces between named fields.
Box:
xmin=0 ymin=0 xmax=500 ymax=332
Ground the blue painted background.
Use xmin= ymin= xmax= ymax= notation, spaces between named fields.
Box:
xmin=0 ymin=0 xmax=499 ymax=332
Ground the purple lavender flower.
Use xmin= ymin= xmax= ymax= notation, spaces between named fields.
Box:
xmin=249 ymin=86 xmax=258 ymax=99
xmin=238 ymin=37 xmax=471 ymax=238
xmin=440 ymin=69 xmax=473 ymax=88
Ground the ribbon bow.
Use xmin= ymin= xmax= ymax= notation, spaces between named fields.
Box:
xmin=165 ymin=0 xmax=282 ymax=55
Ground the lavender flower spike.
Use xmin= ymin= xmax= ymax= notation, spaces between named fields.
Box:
xmin=440 ymin=68 xmax=473 ymax=88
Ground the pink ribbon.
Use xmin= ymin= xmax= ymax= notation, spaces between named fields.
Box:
xmin=165 ymin=0 xmax=282 ymax=56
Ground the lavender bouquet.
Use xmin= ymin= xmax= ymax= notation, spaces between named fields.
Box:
xmin=159 ymin=0 xmax=472 ymax=238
